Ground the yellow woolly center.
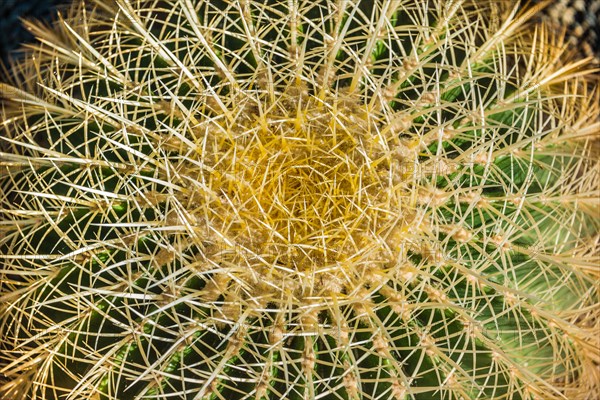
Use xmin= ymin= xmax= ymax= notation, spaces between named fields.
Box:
xmin=180 ymin=87 xmax=415 ymax=303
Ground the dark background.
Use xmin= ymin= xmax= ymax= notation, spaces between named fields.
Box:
xmin=1 ymin=0 xmax=598 ymax=66
xmin=0 ymin=0 xmax=69 ymax=65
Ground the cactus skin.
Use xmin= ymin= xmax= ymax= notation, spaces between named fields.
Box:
xmin=0 ymin=0 xmax=599 ymax=399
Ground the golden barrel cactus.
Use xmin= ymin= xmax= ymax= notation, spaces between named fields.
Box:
xmin=0 ymin=0 xmax=598 ymax=399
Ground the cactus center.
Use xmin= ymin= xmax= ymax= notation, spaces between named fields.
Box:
xmin=182 ymin=87 xmax=415 ymax=302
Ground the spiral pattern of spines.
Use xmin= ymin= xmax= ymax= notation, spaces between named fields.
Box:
xmin=0 ymin=1 xmax=598 ymax=399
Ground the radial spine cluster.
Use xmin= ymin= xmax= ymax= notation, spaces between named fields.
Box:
xmin=0 ymin=1 xmax=599 ymax=400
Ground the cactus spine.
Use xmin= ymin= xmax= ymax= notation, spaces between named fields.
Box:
xmin=0 ymin=1 xmax=599 ymax=399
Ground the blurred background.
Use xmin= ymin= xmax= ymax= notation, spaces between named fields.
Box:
xmin=1 ymin=0 xmax=68 ymax=65
xmin=1 ymin=0 xmax=599 ymax=66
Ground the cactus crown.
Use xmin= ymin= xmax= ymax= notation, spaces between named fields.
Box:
xmin=0 ymin=1 xmax=599 ymax=400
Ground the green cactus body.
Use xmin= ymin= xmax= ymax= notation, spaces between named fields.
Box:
xmin=0 ymin=1 xmax=598 ymax=399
